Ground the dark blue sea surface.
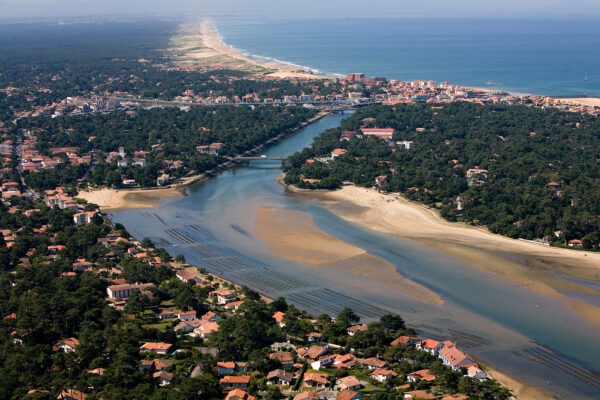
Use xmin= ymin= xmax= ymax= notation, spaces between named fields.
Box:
xmin=215 ymin=17 xmax=600 ymax=96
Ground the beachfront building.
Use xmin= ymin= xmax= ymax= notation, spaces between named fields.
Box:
xmin=417 ymin=339 xmax=444 ymax=355
xmin=438 ymin=347 xmax=475 ymax=370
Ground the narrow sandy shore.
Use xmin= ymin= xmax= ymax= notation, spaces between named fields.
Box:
xmin=77 ymin=187 xmax=182 ymax=213
xmin=483 ymin=365 xmax=555 ymax=400
xmin=318 ymin=185 xmax=600 ymax=329
xmin=169 ymin=19 xmax=330 ymax=79
xmin=561 ymin=97 xmax=600 ymax=108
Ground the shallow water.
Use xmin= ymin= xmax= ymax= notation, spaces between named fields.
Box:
xmin=113 ymin=113 xmax=600 ymax=398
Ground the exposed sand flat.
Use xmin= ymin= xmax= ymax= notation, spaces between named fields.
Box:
xmin=319 ymin=185 xmax=600 ymax=328
xmin=78 ymin=187 xmax=182 ymax=213
xmin=254 ymin=205 xmax=443 ymax=305
xmin=169 ymin=19 xmax=329 ymax=79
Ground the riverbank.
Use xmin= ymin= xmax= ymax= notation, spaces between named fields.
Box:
xmin=78 ymin=110 xmax=332 ymax=212
xmin=316 ymin=185 xmax=600 ymax=330
xmin=169 ymin=19 xmax=330 ymax=79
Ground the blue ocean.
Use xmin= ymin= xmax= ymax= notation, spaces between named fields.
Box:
xmin=215 ymin=17 xmax=600 ymax=96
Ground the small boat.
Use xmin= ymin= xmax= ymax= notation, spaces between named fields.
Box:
xmin=584 ymin=72 xmax=589 ymax=81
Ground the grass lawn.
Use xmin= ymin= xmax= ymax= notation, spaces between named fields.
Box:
xmin=359 ymin=383 xmax=384 ymax=393
xmin=143 ymin=321 xmax=172 ymax=332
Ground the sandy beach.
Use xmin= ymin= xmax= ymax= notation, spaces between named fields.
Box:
xmin=254 ymin=205 xmax=443 ymax=305
xmin=318 ymin=185 xmax=600 ymax=329
xmin=77 ymin=187 xmax=182 ymax=213
xmin=169 ymin=19 xmax=329 ymax=79
xmin=483 ymin=365 xmax=555 ymax=400
xmin=561 ymin=97 xmax=600 ymax=108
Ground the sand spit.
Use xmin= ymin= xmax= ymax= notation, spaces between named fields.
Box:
xmin=168 ymin=19 xmax=330 ymax=79
xmin=77 ymin=187 xmax=182 ymax=213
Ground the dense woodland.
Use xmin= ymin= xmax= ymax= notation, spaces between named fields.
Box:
xmin=284 ymin=103 xmax=600 ymax=248
xmin=18 ymin=105 xmax=316 ymax=189
xmin=0 ymin=21 xmax=339 ymax=122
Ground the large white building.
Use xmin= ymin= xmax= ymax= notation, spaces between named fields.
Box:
xmin=106 ymin=282 xmax=155 ymax=299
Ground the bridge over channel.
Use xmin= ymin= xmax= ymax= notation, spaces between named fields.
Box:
xmin=233 ymin=156 xmax=288 ymax=161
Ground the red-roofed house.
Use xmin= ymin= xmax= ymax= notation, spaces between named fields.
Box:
xmin=391 ymin=336 xmax=419 ymax=347
xmin=370 ymin=369 xmax=398 ymax=382
xmin=337 ymin=390 xmax=363 ymax=400
xmin=298 ymin=345 xmax=330 ymax=360
xmin=153 ymin=370 xmax=173 ymax=386
xmin=266 ymin=369 xmax=294 ymax=386
xmin=358 ymin=357 xmax=387 ymax=370
xmin=438 ymin=347 xmax=475 ymax=370
xmin=294 ymin=392 xmax=320 ymax=400
xmin=139 ymin=342 xmax=174 ymax=355
xmin=210 ymin=290 xmax=235 ymax=304
xmin=224 ymin=300 xmax=244 ymax=310
xmin=417 ymin=339 xmax=444 ymax=355
xmin=217 ymin=361 xmax=248 ymax=376
xmin=336 ymin=376 xmax=362 ymax=391
xmin=52 ymin=337 xmax=80 ymax=353
xmin=268 ymin=352 xmax=294 ymax=368
xmin=407 ymin=369 xmax=436 ymax=382
xmin=272 ymin=311 xmax=285 ymax=327
xmin=225 ymin=389 xmax=255 ymax=400
xmin=361 ymin=128 xmax=394 ymax=141
xmin=201 ymin=311 xmax=220 ymax=322
xmin=178 ymin=310 xmax=198 ymax=321
xmin=220 ymin=375 xmax=251 ymax=390
xmin=404 ymin=390 xmax=435 ymax=400
xmin=347 ymin=324 xmax=368 ymax=336
xmin=303 ymin=372 xmax=329 ymax=388
xmin=331 ymin=148 xmax=347 ymax=158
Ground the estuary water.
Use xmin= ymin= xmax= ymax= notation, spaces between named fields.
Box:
xmin=214 ymin=17 xmax=600 ymax=96
xmin=113 ymin=113 xmax=600 ymax=399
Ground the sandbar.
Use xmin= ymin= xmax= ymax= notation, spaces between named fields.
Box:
xmin=318 ymin=185 xmax=600 ymax=329
xmin=78 ymin=187 xmax=182 ymax=213
xmin=254 ymin=205 xmax=443 ymax=305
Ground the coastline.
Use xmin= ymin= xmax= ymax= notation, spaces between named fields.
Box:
xmin=313 ymin=185 xmax=600 ymax=330
xmin=169 ymin=19 xmax=331 ymax=79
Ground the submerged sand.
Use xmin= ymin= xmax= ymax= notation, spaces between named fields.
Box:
xmin=78 ymin=187 xmax=182 ymax=213
xmin=319 ymin=185 xmax=600 ymax=329
xmin=169 ymin=19 xmax=329 ymax=79
xmin=254 ymin=206 xmax=443 ymax=305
